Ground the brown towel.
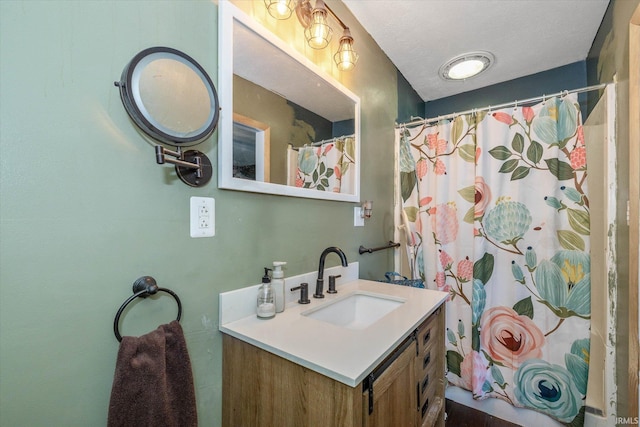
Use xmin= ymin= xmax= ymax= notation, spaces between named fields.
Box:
xmin=107 ymin=320 xmax=197 ymax=427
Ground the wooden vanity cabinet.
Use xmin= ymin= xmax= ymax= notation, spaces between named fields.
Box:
xmin=222 ymin=304 xmax=445 ymax=427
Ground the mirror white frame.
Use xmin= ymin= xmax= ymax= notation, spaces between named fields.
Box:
xmin=218 ymin=0 xmax=361 ymax=202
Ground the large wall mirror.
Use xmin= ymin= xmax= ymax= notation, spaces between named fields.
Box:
xmin=218 ymin=1 xmax=360 ymax=202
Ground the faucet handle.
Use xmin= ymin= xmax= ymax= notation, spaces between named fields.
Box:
xmin=327 ymin=275 xmax=341 ymax=294
xmin=291 ymin=283 xmax=310 ymax=304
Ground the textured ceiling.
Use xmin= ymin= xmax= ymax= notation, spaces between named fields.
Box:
xmin=342 ymin=0 xmax=610 ymax=101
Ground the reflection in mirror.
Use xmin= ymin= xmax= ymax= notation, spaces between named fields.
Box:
xmin=218 ymin=1 xmax=360 ymax=202
xmin=233 ymin=113 xmax=270 ymax=182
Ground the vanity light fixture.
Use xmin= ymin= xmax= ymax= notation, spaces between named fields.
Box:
xmin=305 ymin=0 xmax=332 ymax=49
xmin=440 ymin=51 xmax=494 ymax=81
xmin=264 ymin=0 xmax=295 ymax=20
xmin=264 ymin=0 xmax=359 ymax=71
xmin=334 ymin=27 xmax=358 ymax=71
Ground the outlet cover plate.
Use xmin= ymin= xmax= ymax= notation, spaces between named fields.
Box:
xmin=354 ymin=207 xmax=364 ymax=227
xmin=190 ymin=197 xmax=215 ymax=238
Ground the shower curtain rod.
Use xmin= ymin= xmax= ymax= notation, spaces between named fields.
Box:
xmin=288 ymin=134 xmax=355 ymax=150
xmin=396 ymin=83 xmax=609 ymax=128
xmin=311 ymin=134 xmax=354 ymax=146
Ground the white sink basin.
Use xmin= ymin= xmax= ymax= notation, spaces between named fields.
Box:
xmin=302 ymin=291 xmax=405 ymax=330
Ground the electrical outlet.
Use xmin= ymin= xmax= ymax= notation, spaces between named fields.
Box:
xmin=190 ymin=197 xmax=215 ymax=238
xmin=354 ymin=207 xmax=364 ymax=227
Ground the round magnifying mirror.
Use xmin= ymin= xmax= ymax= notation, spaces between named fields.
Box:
xmin=116 ymin=46 xmax=219 ymax=146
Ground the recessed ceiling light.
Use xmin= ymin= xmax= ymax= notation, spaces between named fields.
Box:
xmin=440 ymin=51 xmax=494 ymax=81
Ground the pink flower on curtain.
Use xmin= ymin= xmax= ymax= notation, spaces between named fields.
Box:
xmin=434 ymin=271 xmax=448 ymax=292
xmin=439 ymin=250 xmax=454 ymax=269
xmin=475 ymin=147 xmax=482 ymax=164
xmin=492 ymin=112 xmax=514 ymax=125
xmin=419 ymin=196 xmax=432 ymax=207
xmin=570 ymin=146 xmax=587 ymax=170
xmin=427 ymin=133 xmax=438 ymax=150
xmin=324 ymin=143 xmax=334 ymax=154
xmin=434 ymin=159 xmax=447 ymax=175
xmin=436 ymin=139 xmax=448 ymax=155
xmin=460 ymin=351 xmax=490 ymax=397
xmin=430 ymin=203 xmax=459 ymax=244
xmin=474 ymin=177 xmax=492 ymax=219
xmin=457 ymin=257 xmax=473 ymax=282
xmin=480 ymin=306 xmax=545 ymax=369
xmin=416 ymin=158 xmax=428 ymax=179
xmin=295 ymin=170 xmax=304 ymax=187
xmin=522 ymin=106 xmax=535 ymax=123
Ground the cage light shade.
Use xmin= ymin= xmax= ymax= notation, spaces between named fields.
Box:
xmin=304 ymin=0 xmax=332 ymax=49
xmin=334 ymin=28 xmax=358 ymax=71
xmin=264 ymin=0 xmax=295 ymax=19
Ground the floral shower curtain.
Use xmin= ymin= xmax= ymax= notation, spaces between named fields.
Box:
xmin=295 ymin=136 xmax=356 ymax=193
xmin=398 ymin=94 xmax=591 ymax=425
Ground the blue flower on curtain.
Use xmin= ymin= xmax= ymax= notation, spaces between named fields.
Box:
xmin=513 ymin=358 xmax=583 ymax=423
xmin=295 ymin=137 xmax=355 ymax=193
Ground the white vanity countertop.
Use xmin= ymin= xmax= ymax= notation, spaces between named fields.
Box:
xmin=219 ymin=275 xmax=448 ymax=387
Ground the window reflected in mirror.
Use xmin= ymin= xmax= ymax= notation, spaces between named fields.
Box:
xmin=233 ymin=113 xmax=270 ymax=182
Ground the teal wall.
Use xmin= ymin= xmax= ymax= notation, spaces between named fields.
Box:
xmin=424 ymin=61 xmax=589 ymax=118
xmin=0 ymin=1 xmax=399 ymax=425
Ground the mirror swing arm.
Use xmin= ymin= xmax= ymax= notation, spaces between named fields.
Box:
xmin=154 ymin=146 xmax=213 ymax=187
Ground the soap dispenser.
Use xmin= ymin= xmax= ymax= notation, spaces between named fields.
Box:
xmin=256 ymin=268 xmax=275 ymax=319
xmin=272 ymin=261 xmax=287 ymax=313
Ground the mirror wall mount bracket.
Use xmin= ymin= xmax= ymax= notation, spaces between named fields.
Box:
xmin=155 ymin=146 xmax=212 ymax=187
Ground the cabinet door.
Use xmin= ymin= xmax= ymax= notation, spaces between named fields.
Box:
xmin=362 ymin=338 xmax=417 ymax=427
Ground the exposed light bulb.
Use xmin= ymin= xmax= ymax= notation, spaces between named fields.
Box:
xmin=334 ymin=28 xmax=358 ymax=71
xmin=304 ymin=0 xmax=332 ymax=49
xmin=264 ymin=0 xmax=294 ymax=20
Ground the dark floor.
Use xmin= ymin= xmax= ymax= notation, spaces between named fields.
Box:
xmin=445 ymin=399 xmax=522 ymax=427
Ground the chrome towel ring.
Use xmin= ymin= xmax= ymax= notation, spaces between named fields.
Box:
xmin=113 ymin=276 xmax=182 ymax=342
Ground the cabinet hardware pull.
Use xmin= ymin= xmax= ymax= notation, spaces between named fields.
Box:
xmin=421 ymin=398 xmax=429 ymax=417
xmin=423 ymin=330 xmax=431 ymax=345
xmin=421 ymin=374 xmax=429 ymax=393
xmin=423 ymin=351 xmax=431 ymax=369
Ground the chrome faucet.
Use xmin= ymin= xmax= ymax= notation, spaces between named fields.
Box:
xmin=314 ymin=246 xmax=348 ymax=298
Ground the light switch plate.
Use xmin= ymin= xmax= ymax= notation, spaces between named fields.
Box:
xmin=190 ymin=197 xmax=215 ymax=238
xmin=354 ymin=207 xmax=364 ymax=227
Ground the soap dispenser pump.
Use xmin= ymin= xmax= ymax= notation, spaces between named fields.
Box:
xmin=256 ymin=268 xmax=275 ymax=319
xmin=272 ymin=261 xmax=287 ymax=313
